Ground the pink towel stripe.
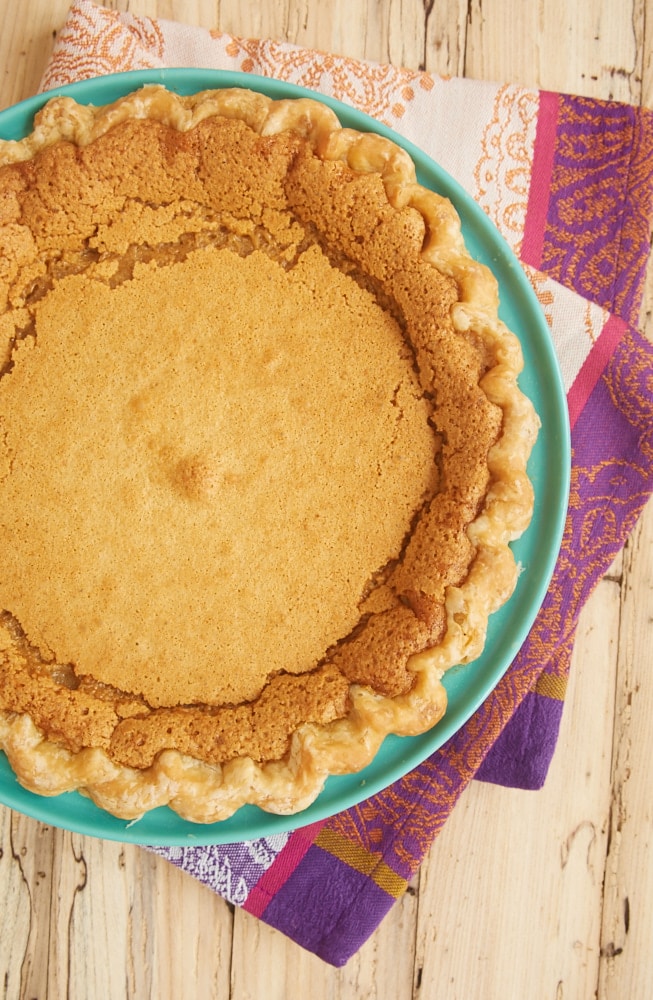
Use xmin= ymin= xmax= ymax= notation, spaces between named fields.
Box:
xmin=522 ymin=90 xmax=560 ymax=268
xmin=244 ymin=820 xmax=327 ymax=917
xmin=567 ymin=313 xmax=628 ymax=429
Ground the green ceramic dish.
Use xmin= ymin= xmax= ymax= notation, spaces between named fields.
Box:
xmin=0 ymin=69 xmax=570 ymax=844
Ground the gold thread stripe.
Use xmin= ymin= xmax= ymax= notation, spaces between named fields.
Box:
xmin=315 ymin=828 xmax=407 ymax=899
xmin=534 ymin=672 xmax=568 ymax=701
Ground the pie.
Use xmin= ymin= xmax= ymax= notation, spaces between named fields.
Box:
xmin=0 ymin=85 xmax=538 ymax=823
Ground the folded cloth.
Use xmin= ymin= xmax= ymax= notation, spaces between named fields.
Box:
xmin=36 ymin=0 xmax=653 ymax=966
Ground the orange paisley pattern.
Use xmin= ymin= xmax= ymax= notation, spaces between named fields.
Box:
xmin=540 ymin=94 xmax=653 ymax=327
xmin=474 ymin=82 xmax=539 ymax=254
xmin=217 ymin=33 xmax=434 ymax=123
xmin=40 ymin=1 xmax=165 ymax=88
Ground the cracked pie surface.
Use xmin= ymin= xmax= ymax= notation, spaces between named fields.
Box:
xmin=0 ymin=86 xmax=538 ymax=822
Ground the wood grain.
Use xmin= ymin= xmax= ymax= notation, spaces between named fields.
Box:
xmin=0 ymin=2 xmax=651 ymax=997
xmin=600 ymin=510 xmax=653 ymax=999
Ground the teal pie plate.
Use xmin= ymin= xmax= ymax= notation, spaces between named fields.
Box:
xmin=0 ymin=69 xmax=570 ymax=844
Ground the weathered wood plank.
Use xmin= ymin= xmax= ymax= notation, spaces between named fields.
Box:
xmin=0 ymin=810 xmax=37 ymax=1000
xmin=0 ymin=0 xmax=64 ymax=109
xmin=463 ymin=0 xmax=642 ymax=100
xmin=599 ymin=502 xmax=653 ymax=999
xmin=423 ymin=0 xmax=469 ymax=78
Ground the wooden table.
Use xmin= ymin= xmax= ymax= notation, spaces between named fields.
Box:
xmin=0 ymin=2 xmax=651 ymax=997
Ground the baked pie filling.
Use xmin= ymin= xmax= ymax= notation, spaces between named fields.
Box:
xmin=0 ymin=86 xmax=538 ymax=821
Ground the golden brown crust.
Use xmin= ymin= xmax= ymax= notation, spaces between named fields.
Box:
xmin=0 ymin=86 xmax=539 ymax=822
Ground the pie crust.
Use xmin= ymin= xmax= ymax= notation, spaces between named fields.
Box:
xmin=0 ymin=85 xmax=538 ymax=823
